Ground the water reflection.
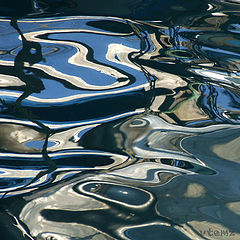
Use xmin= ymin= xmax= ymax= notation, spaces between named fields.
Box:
xmin=0 ymin=2 xmax=240 ymax=240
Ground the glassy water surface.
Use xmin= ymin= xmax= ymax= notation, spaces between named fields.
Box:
xmin=0 ymin=0 xmax=240 ymax=239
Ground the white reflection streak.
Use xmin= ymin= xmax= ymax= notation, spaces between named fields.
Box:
xmin=106 ymin=43 xmax=140 ymax=70
xmin=0 ymin=59 xmax=148 ymax=102
xmin=118 ymin=222 xmax=170 ymax=240
xmin=17 ymin=16 xmax=131 ymax=24
xmin=79 ymin=181 xmax=154 ymax=209
xmin=48 ymin=124 xmax=100 ymax=151
xmin=11 ymin=214 xmax=35 ymax=240
xmin=0 ymin=169 xmax=47 ymax=192
xmin=0 ymin=106 xmax=144 ymax=129
xmin=23 ymin=29 xmax=133 ymax=90
xmin=0 ymin=168 xmax=41 ymax=177
xmin=108 ymin=162 xmax=190 ymax=182
xmin=68 ymin=43 xmax=127 ymax=79
xmin=190 ymin=68 xmax=240 ymax=86
xmin=0 ymin=74 xmax=26 ymax=87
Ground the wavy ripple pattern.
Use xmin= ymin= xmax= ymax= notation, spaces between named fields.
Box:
xmin=0 ymin=2 xmax=240 ymax=239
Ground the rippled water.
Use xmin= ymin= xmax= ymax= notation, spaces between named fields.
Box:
xmin=0 ymin=1 xmax=240 ymax=239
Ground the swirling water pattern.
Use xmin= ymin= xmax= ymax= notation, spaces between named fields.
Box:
xmin=0 ymin=1 xmax=240 ymax=239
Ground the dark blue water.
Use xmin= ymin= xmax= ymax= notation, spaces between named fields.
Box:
xmin=0 ymin=0 xmax=240 ymax=239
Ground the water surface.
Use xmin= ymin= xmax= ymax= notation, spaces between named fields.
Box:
xmin=0 ymin=1 xmax=240 ymax=239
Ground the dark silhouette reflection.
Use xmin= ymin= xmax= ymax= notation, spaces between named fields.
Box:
xmin=10 ymin=18 xmax=45 ymax=104
xmin=0 ymin=19 xmax=56 ymax=197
